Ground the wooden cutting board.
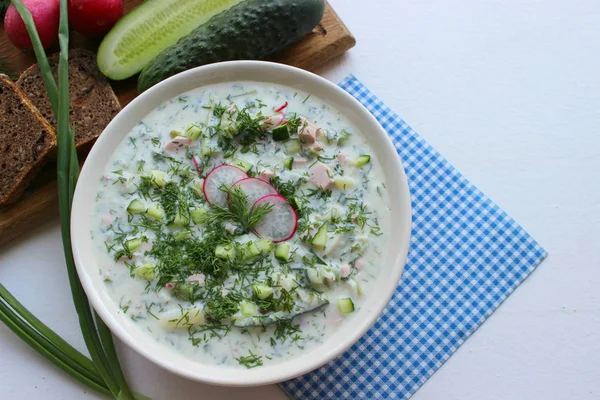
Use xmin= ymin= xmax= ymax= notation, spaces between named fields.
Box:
xmin=0 ymin=1 xmax=355 ymax=248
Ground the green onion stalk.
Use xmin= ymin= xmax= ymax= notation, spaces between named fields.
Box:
xmin=0 ymin=1 xmax=143 ymax=398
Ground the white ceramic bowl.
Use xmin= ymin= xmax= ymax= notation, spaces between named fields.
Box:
xmin=71 ymin=61 xmax=411 ymax=387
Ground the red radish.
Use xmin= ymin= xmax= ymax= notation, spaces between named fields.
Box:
xmin=191 ymin=156 xmax=201 ymax=176
xmin=252 ymin=194 xmax=298 ymax=243
xmin=274 ymin=101 xmax=288 ymax=113
xmin=68 ymin=0 xmax=123 ymax=38
xmin=262 ymin=113 xmax=286 ymax=128
xmin=230 ymin=178 xmax=278 ymax=207
xmin=4 ymin=0 xmax=60 ymax=49
xmin=203 ymin=164 xmax=248 ymax=207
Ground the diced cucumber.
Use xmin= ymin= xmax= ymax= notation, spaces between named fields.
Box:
xmin=167 ymin=213 xmax=188 ymax=229
xmin=191 ymin=208 xmax=208 ymax=225
xmin=150 ymin=170 xmax=167 ymax=187
xmin=284 ymin=139 xmax=301 ymax=155
xmin=338 ymin=130 xmax=351 ymax=146
xmin=274 ymin=243 xmax=291 ymax=261
xmin=329 ymin=206 xmax=343 ymax=221
xmin=311 ymin=222 xmax=328 ymax=250
xmin=135 ymin=263 xmax=155 ymax=281
xmin=220 ymin=118 xmax=238 ymax=136
xmin=351 ymin=235 xmax=370 ymax=254
xmin=215 ymin=244 xmax=236 ymax=260
xmin=201 ymin=138 xmax=218 ymax=156
xmin=127 ymin=199 xmax=145 ymax=214
xmin=242 ymin=242 xmax=261 ymax=260
xmin=256 ymin=238 xmax=274 ymax=252
xmin=231 ymin=158 xmax=253 ymax=172
xmin=338 ymin=298 xmax=355 ymax=315
xmin=159 ymin=307 xmax=205 ymax=329
xmin=289 ymin=196 xmax=302 ymax=211
xmin=277 ymin=274 xmax=298 ymax=291
xmin=174 ymin=230 xmax=192 ymax=242
xmin=146 ymin=204 xmax=164 ymax=220
xmin=355 ymin=155 xmax=371 ymax=168
xmin=171 ymin=282 xmax=196 ymax=302
xmin=124 ymin=238 xmax=142 ymax=252
xmin=272 ymin=125 xmax=290 ymax=142
xmin=170 ymin=130 xmax=182 ymax=138
xmin=240 ymin=300 xmax=259 ymax=317
xmin=306 ymin=267 xmax=324 ymax=286
xmin=333 ymin=176 xmax=356 ymax=190
xmin=185 ymin=124 xmax=202 ymax=140
xmin=348 ymin=278 xmax=364 ymax=296
xmin=193 ymin=180 xmax=204 ymax=197
xmin=252 ymin=283 xmax=273 ymax=300
xmin=283 ymin=157 xmax=294 ymax=170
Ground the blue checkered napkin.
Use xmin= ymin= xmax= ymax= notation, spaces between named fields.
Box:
xmin=279 ymin=75 xmax=548 ymax=399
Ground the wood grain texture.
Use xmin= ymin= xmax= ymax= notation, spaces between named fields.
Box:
xmin=0 ymin=1 xmax=354 ymax=248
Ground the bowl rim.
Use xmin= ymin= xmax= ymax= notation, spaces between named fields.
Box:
xmin=71 ymin=60 xmax=412 ymax=386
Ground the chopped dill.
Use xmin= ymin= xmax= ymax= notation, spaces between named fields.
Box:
xmin=199 ymin=185 xmax=273 ymax=233
xmin=236 ymin=350 xmax=263 ymax=369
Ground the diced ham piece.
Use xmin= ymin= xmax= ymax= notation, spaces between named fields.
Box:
xmin=165 ymin=283 xmax=174 ymax=289
xmin=337 ymin=152 xmax=348 ymax=167
xmin=188 ymin=274 xmax=206 ymax=285
xmin=294 ymin=157 xmax=308 ymax=165
xmin=339 ymin=264 xmax=352 ymax=278
xmin=309 ymin=162 xmax=333 ymax=189
xmin=224 ymin=222 xmax=238 ymax=234
xmin=102 ymin=214 xmax=115 ymax=226
xmin=165 ymin=136 xmax=192 ymax=152
xmin=258 ymin=169 xmax=275 ymax=181
xmin=262 ymin=113 xmax=286 ymax=128
xmin=311 ymin=141 xmax=323 ymax=151
xmin=298 ymin=117 xmax=321 ymax=144
xmin=354 ymin=258 xmax=365 ymax=270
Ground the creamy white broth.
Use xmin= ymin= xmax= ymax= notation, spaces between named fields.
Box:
xmin=92 ymin=81 xmax=390 ymax=368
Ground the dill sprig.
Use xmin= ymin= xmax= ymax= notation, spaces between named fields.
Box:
xmin=236 ymin=350 xmax=263 ymax=369
xmin=159 ymin=182 xmax=179 ymax=222
xmin=200 ymin=184 xmax=273 ymax=232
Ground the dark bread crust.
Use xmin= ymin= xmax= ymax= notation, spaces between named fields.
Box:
xmin=0 ymin=74 xmax=57 ymax=206
xmin=17 ymin=49 xmax=121 ymax=152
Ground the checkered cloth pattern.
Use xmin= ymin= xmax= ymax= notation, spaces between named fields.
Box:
xmin=279 ymin=75 xmax=547 ymax=399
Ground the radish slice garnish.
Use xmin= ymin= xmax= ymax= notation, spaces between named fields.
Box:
xmin=230 ymin=178 xmax=278 ymax=207
xmin=203 ymin=165 xmax=248 ymax=207
xmin=252 ymin=194 xmax=298 ymax=243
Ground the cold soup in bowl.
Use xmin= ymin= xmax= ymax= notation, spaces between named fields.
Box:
xmin=72 ymin=61 xmax=411 ymax=386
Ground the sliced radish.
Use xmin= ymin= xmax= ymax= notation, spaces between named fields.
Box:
xmin=231 ymin=178 xmax=278 ymax=207
xmin=274 ymin=101 xmax=288 ymax=113
xmin=191 ymin=156 xmax=201 ymax=176
xmin=252 ymin=194 xmax=298 ymax=243
xmin=203 ymin=165 xmax=248 ymax=207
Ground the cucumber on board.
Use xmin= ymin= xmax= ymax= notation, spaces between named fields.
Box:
xmin=138 ymin=0 xmax=326 ymax=92
xmin=98 ymin=0 xmax=244 ymax=80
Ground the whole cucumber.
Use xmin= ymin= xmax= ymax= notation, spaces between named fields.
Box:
xmin=138 ymin=0 xmax=325 ymax=92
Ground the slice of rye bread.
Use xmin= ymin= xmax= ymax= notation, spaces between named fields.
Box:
xmin=0 ymin=74 xmax=57 ymax=206
xmin=17 ymin=49 xmax=121 ymax=152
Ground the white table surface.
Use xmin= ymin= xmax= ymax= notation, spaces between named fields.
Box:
xmin=2 ymin=0 xmax=599 ymax=398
